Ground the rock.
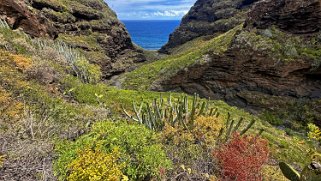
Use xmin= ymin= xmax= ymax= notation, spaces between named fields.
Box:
xmin=159 ymin=0 xmax=260 ymax=53
xmin=245 ymin=0 xmax=321 ymax=34
xmin=0 ymin=0 xmax=54 ymax=38
xmin=0 ymin=0 xmax=146 ymax=79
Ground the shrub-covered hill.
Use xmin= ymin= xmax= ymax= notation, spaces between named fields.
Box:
xmin=0 ymin=20 xmax=320 ymax=181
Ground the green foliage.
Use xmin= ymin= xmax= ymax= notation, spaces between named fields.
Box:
xmin=307 ymin=123 xmax=321 ymax=142
xmin=260 ymin=111 xmax=284 ymax=126
xmin=74 ymin=57 xmax=101 ymax=84
xmin=279 ymin=154 xmax=321 ymax=181
xmin=54 ymin=121 xmax=172 ymax=181
xmin=123 ymin=94 xmax=219 ymax=131
xmin=279 ymin=162 xmax=301 ymax=181
xmin=33 ymin=39 xmax=102 ymax=83
xmin=279 ymin=162 xmax=321 ymax=181
xmin=216 ymin=113 xmax=259 ymax=143
xmin=0 ymin=19 xmax=10 ymax=29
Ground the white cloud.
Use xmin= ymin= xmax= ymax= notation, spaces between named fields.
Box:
xmin=153 ymin=10 xmax=188 ymax=17
xmin=106 ymin=0 xmax=196 ymax=20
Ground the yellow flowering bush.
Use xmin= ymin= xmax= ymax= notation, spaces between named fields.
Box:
xmin=307 ymin=123 xmax=321 ymax=141
xmin=160 ymin=116 xmax=224 ymax=179
xmin=67 ymin=148 xmax=125 ymax=181
xmin=161 ymin=116 xmax=224 ymax=146
xmin=0 ymin=87 xmax=24 ymax=121
xmin=10 ymin=54 xmax=32 ymax=70
xmin=193 ymin=116 xmax=224 ymax=145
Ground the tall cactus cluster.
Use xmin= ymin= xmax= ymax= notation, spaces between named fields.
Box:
xmin=279 ymin=154 xmax=321 ymax=181
xmin=123 ymin=94 xmax=259 ymax=135
xmin=123 ymin=94 xmax=219 ymax=131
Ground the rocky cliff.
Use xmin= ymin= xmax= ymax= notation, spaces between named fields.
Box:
xmin=160 ymin=0 xmax=260 ymax=53
xmin=0 ymin=0 xmax=145 ymax=78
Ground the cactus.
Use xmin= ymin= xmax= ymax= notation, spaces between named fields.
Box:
xmin=217 ymin=113 xmax=257 ymax=143
xmin=123 ymin=94 xmax=218 ymax=131
xmin=279 ymin=154 xmax=321 ymax=181
xmin=0 ymin=19 xmax=10 ymax=29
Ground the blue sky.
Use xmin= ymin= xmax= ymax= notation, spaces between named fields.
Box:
xmin=107 ymin=0 xmax=196 ymax=20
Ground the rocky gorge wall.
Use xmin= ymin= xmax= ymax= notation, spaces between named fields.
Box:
xmin=0 ymin=0 xmax=145 ymax=78
xmin=157 ymin=0 xmax=321 ymax=123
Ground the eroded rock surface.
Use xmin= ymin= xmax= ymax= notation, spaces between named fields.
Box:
xmin=246 ymin=0 xmax=321 ymax=34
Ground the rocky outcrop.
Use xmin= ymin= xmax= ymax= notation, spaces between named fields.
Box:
xmin=155 ymin=0 xmax=321 ymax=121
xmin=245 ymin=0 xmax=321 ymax=34
xmin=0 ymin=0 xmax=53 ymax=37
xmin=160 ymin=0 xmax=259 ymax=53
xmin=0 ymin=0 xmax=145 ymax=78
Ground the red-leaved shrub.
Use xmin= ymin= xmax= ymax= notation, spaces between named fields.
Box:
xmin=214 ymin=133 xmax=269 ymax=181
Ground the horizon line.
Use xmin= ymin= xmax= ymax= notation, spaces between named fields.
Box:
xmin=120 ymin=19 xmax=181 ymax=21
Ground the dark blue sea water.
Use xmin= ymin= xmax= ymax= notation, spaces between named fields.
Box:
xmin=122 ymin=20 xmax=180 ymax=50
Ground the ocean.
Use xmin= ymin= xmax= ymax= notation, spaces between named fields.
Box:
xmin=122 ymin=20 xmax=181 ymax=50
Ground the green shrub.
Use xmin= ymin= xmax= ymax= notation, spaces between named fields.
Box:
xmin=260 ymin=111 xmax=284 ymax=126
xmin=307 ymin=123 xmax=321 ymax=142
xmin=74 ymin=57 xmax=101 ymax=84
xmin=54 ymin=121 xmax=172 ymax=181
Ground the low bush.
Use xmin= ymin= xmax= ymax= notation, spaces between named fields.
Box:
xmin=307 ymin=123 xmax=321 ymax=142
xmin=74 ymin=57 xmax=101 ymax=84
xmin=214 ymin=133 xmax=269 ymax=181
xmin=54 ymin=121 xmax=172 ymax=181
xmin=67 ymin=147 xmax=125 ymax=181
xmin=160 ymin=116 xmax=224 ymax=179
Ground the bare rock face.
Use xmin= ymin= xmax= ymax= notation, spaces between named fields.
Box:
xmin=0 ymin=0 xmax=53 ymax=37
xmin=160 ymin=0 xmax=260 ymax=53
xmin=245 ymin=0 xmax=321 ymax=34
xmin=0 ymin=0 xmax=145 ymax=78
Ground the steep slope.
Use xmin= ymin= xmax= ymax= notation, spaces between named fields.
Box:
xmin=160 ymin=0 xmax=260 ymax=53
xmin=122 ymin=0 xmax=321 ymax=125
xmin=0 ymin=0 xmax=145 ymax=78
